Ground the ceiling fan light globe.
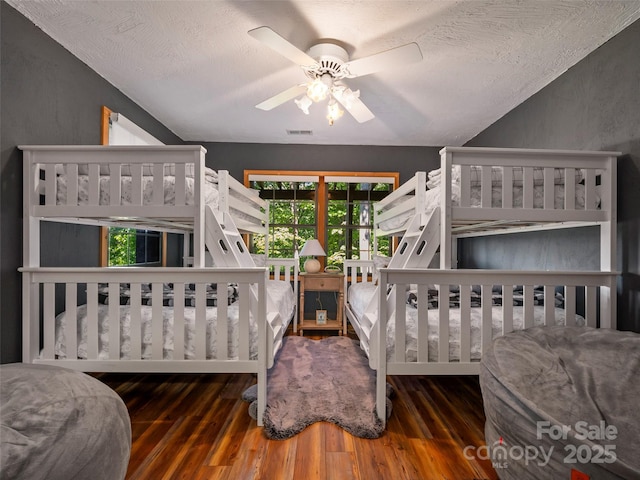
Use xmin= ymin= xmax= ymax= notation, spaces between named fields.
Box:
xmin=307 ymin=77 xmax=330 ymax=102
xmin=295 ymin=96 xmax=312 ymax=114
xmin=327 ymin=100 xmax=344 ymax=125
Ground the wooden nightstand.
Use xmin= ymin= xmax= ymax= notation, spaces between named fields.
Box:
xmin=299 ymin=272 xmax=345 ymax=336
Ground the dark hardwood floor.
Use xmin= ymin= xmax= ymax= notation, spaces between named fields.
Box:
xmin=95 ymin=336 xmax=498 ymax=480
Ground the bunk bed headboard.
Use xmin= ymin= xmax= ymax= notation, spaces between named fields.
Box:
xmin=371 ymin=147 xmax=619 ymax=271
xmin=437 ymin=147 xmax=619 ymax=271
xmin=19 ymin=145 xmax=272 ymax=268
xmin=21 ymin=144 xmax=209 ymax=266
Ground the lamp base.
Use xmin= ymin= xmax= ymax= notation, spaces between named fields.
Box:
xmin=303 ymin=258 xmax=321 ymax=273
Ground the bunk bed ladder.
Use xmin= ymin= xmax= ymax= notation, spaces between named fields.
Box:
xmin=204 ymin=205 xmax=255 ymax=268
xmin=204 ymin=205 xmax=285 ymax=368
xmin=387 ymin=206 xmax=441 ymax=269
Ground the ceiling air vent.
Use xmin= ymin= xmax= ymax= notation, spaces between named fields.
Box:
xmin=286 ymin=129 xmax=313 ymax=136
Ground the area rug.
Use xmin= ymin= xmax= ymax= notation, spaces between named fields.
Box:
xmin=242 ymin=335 xmax=393 ymax=439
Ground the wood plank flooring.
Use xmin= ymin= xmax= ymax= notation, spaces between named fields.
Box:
xmin=95 ymin=368 xmax=498 ymax=480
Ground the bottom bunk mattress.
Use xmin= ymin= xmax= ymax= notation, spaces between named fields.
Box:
xmin=347 ymin=282 xmax=583 ymax=362
xmin=480 ymin=326 xmax=640 ymax=479
xmin=51 ymin=279 xmax=295 ymax=361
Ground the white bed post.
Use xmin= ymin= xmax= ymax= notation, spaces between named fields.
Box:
xmin=600 ymin=154 xmax=618 ymax=328
xmin=183 ymin=232 xmax=191 ymax=266
xmin=256 ymin=271 xmax=268 ymax=426
xmin=440 ymin=149 xmax=454 ymax=268
xmin=264 ymin=201 xmax=270 ymax=259
xmin=415 ymin=171 xmax=427 ymax=224
xmin=192 ymin=149 xmax=206 ymax=267
xmin=22 ymin=149 xmax=41 ymax=363
xmin=217 ymin=170 xmax=229 ymax=213
xmin=376 ymin=270 xmax=389 ymax=426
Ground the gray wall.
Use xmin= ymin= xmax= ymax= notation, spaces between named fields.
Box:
xmin=1 ymin=3 xmax=183 ymax=363
xmin=195 ymin=142 xmax=439 ymax=185
xmin=463 ymin=19 xmax=640 ymax=332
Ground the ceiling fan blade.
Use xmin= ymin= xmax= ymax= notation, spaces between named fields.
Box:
xmin=248 ymin=26 xmax=317 ymax=67
xmin=344 ymin=42 xmax=422 ymax=78
xmin=336 ymin=94 xmax=375 ymax=123
xmin=255 ymin=84 xmax=307 ymax=111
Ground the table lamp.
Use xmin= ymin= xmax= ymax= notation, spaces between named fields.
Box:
xmin=299 ymin=239 xmax=326 ymax=273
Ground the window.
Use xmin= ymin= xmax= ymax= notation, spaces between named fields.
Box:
xmin=251 ymin=178 xmax=317 ymax=258
xmin=325 ymin=177 xmax=393 ymax=267
xmin=99 ymin=106 xmax=166 ymax=267
xmin=107 ymin=228 xmax=162 ymax=266
xmin=246 ymin=171 xmax=398 ymax=269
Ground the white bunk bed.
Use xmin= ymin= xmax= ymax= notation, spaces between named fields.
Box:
xmin=343 ymin=146 xmax=619 ymax=425
xmin=21 ymin=144 xmax=268 ymax=267
xmin=19 ymin=145 xmax=298 ymax=426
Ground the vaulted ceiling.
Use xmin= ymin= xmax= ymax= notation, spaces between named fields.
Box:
xmin=9 ymin=0 xmax=640 ymax=146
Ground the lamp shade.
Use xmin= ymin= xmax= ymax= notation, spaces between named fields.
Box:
xmin=299 ymin=239 xmax=326 ymax=257
xmin=300 ymin=239 xmax=326 ymax=273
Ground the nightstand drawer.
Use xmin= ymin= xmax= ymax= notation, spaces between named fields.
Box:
xmin=304 ymin=275 xmax=342 ymax=291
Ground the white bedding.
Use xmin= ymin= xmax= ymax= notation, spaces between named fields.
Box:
xmin=52 ymin=279 xmax=295 ymax=361
xmin=378 ymin=182 xmax=594 ymax=232
xmin=55 ymin=174 xmax=220 ymax=207
xmin=348 ymin=282 xmax=584 ymax=362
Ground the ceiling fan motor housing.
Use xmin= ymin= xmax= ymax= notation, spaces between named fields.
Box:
xmin=305 ymin=43 xmax=349 ymax=80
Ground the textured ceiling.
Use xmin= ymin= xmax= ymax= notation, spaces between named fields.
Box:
xmin=9 ymin=0 xmax=640 ymax=146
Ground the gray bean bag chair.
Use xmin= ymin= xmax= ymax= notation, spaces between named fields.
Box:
xmin=1 ymin=364 xmax=131 ymax=480
xmin=480 ymin=326 xmax=640 ymax=480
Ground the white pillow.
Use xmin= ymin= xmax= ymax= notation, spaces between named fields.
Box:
xmin=372 ymin=254 xmax=391 ymax=283
xmin=250 ymin=254 xmax=267 ymax=267
xmin=426 ymin=165 xmax=584 ymax=188
xmin=74 ymin=163 xmax=217 ymax=180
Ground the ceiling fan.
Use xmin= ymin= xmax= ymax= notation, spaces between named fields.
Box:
xmin=248 ymin=26 xmax=423 ymax=125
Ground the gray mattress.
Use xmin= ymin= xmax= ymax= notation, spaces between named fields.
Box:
xmin=480 ymin=326 xmax=640 ymax=479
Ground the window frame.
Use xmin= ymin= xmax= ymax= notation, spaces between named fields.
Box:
xmin=245 ymin=170 xmax=399 ymax=269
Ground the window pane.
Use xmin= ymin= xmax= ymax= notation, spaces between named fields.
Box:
xmin=327 ymin=227 xmax=345 ymax=267
xmin=253 ymin=181 xmax=318 ymax=259
xmin=296 ymin=201 xmax=315 ymax=225
xmin=270 ymin=227 xmax=296 ymax=257
xmin=109 ymin=228 xmax=135 ymax=266
xmin=377 ymin=235 xmax=390 ymax=256
xmin=327 ymin=199 xmax=346 ymax=225
xmin=108 ymin=228 xmax=161 ymax=266
xmin=270 ymin=201 xmax=294 ymax=224
xmin=137 ymin=231 xmax=160 ymax=264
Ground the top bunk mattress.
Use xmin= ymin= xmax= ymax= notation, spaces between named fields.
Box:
xmin=378 ymin=179 xmax=596 ymax=233
xmin=54 ymin=171 xmax=220 ymax=207
xmin=42 ymin=167 xmax=264 ymax=231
